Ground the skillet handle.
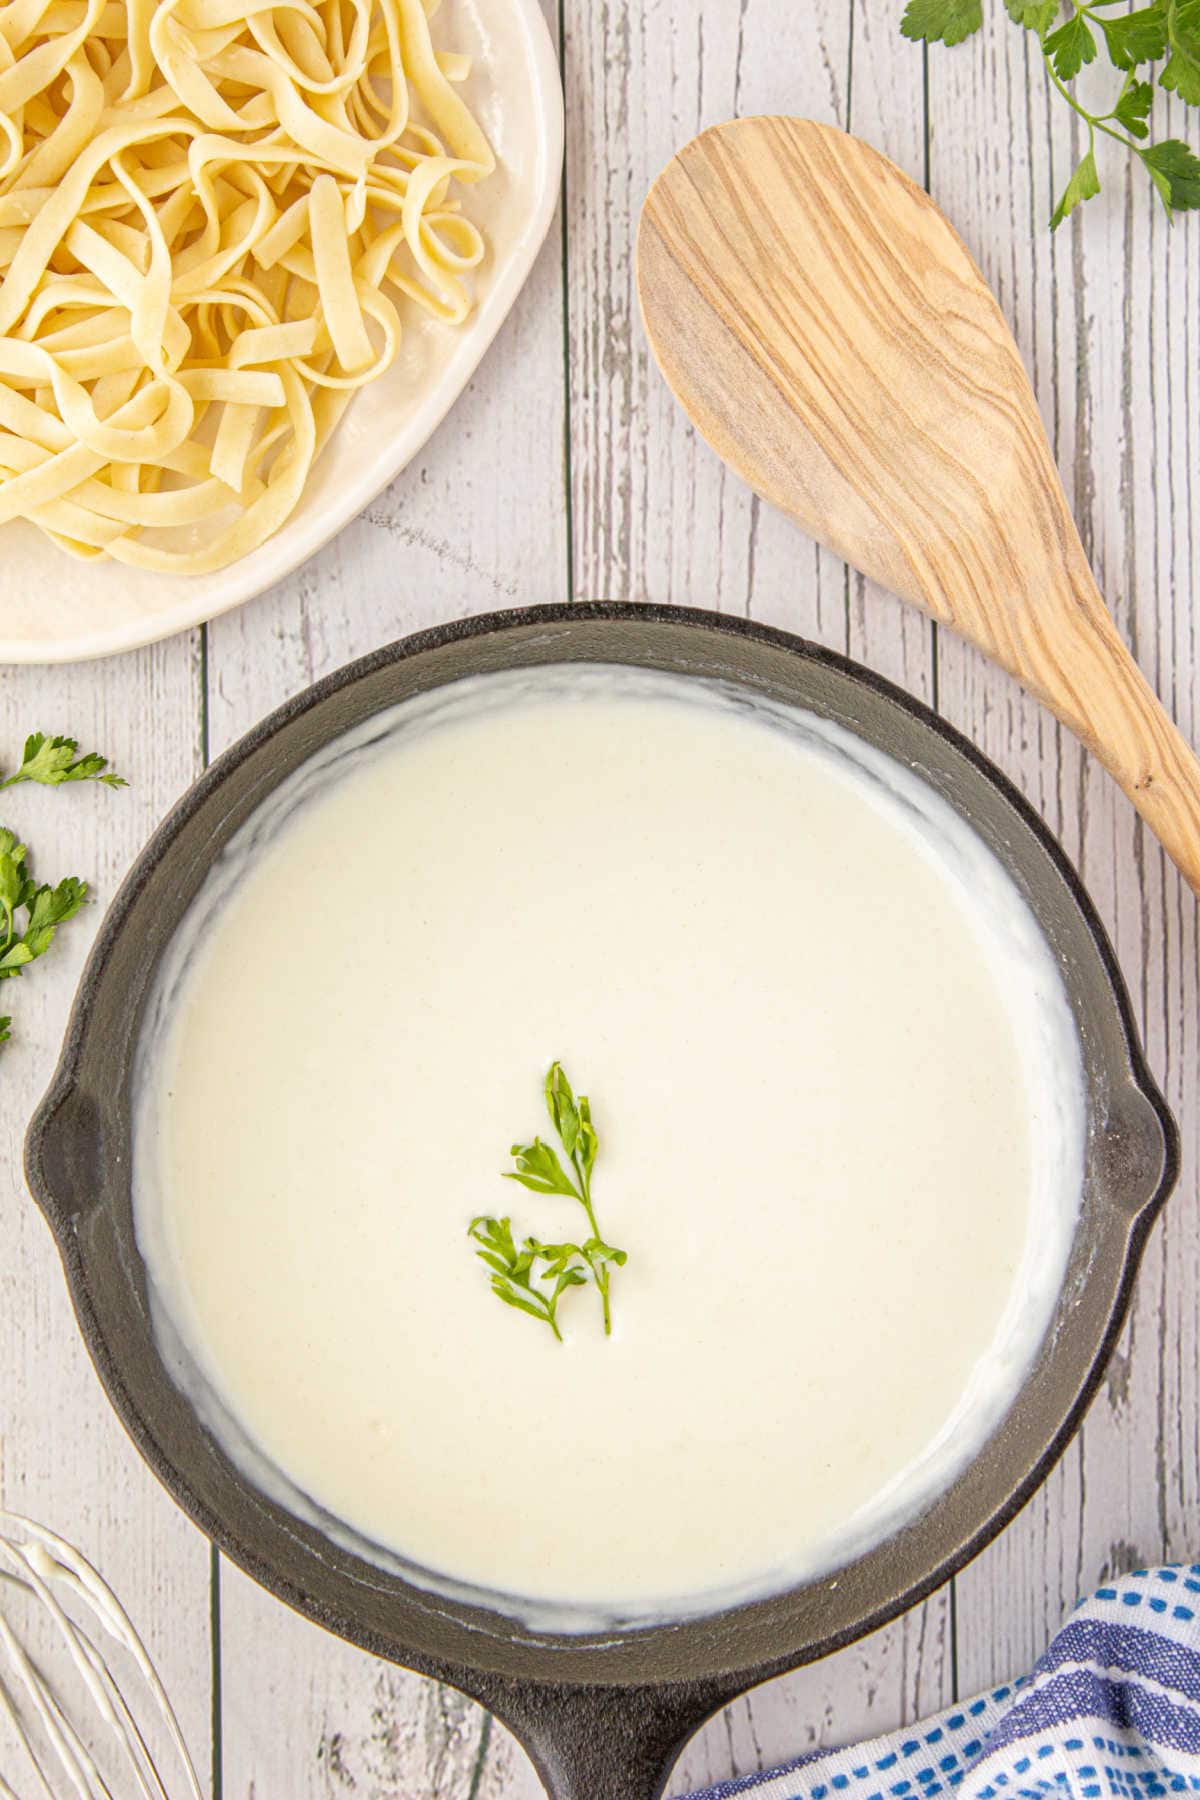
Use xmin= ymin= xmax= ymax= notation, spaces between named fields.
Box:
xmin=472 ymin=1672 xmax=748 ymax=1800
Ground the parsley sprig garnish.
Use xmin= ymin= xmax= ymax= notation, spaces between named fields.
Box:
xmin=0 ymin=831 xmax=87 ymax=1045
xmin=902 ymin=0 xmax=1200 ymax=227
xmin=468 ymin=1063 xmax=628 ymax=1342
xmin=0 ymin=734 xmax=127 ymax=790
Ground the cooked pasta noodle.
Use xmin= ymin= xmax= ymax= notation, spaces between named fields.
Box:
xmin=0 ymin=0 xmax=493 ymax=572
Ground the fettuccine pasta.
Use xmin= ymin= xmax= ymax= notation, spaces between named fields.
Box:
xmin=0 ymin=0 xmax=493 ymax=571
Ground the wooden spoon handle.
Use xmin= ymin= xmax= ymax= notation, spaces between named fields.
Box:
xmin=1016 ymin=573 xmax=1200 ymax=896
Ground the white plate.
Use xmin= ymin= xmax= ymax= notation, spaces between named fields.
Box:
xmin=0 ymin=0 xmax=563 ymax=664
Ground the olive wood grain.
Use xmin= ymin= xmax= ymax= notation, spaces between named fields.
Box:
xmin=637 ymin=115 xmax=1200 ymax=896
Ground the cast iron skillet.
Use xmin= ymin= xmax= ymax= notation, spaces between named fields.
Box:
xmin=25 ymin=603 xmax=1178 ymax=1800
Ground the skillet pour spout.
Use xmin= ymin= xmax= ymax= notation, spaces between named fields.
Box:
xmin=24 ymin=605 xmax=1179 ymax=1800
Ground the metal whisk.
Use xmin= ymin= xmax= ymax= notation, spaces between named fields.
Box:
xmin=0 ymin=1511 xmax=202 ymax=1800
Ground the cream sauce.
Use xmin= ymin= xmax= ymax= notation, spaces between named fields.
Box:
xmin=134 ymin=666 xmax=1084 ymax=1626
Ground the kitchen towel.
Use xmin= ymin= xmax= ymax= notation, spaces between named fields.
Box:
xmin=683 ymin=1564 xmax=1200 ymax=1800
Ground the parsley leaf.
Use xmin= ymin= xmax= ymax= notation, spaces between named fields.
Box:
xmin=22 ymin=877 xmax=87 ymax=958
xmin=1141 ymin=136 xmax=1200 ymax=208
xmin=504 ymin=1136 xmax=581 ymax=1198
xmin=1051 ymin=145 xmax=1102 ymax=228
xmin=466 ymin=1216 xmax=588 ymax=1340
xmin=470 ymin=1062 xmax=627 ymax=1341
xmin=1161 ymin=0 xmax=1200 ymax=102
xmin=1099 ymin=7 xmax=1169 ymax=69
xmin=1006 ymin=1 xmax=1060 ymax=29
xmin=1045 ymin=12 xmax=1099 ymax=79
xmin=901 ymin=0 xmax=984 ymax=46
xmin=0 ymin=832 xmax=88 ymax=1041
xmin=1112 ymin=78 xmax=1156 ymax=137
xmin=0 ymin=733 xmax=127 ymax=790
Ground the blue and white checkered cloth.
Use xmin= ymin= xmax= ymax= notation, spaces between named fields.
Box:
xmin=684 ymin=1566 xmax=1200 ymax=1800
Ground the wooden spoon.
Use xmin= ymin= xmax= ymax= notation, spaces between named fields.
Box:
xmin=637 ymin=116 xmax=1200 ymax=897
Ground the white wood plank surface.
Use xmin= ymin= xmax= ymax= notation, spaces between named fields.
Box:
xmin=0 ymin=641 xmax=214 ymax=1791
xmin=0 ymin=1 xmax=1196 ymax=1796
xmin=926 ymin=14 xmax=1200 ymax=1701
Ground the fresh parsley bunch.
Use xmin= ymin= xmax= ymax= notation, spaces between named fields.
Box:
xmin=0 ymin=832 xmax=87 ymax=1045
xmin=0 ymin=732 xmax=125 ymax=1049
xmin=902 ymin=0 xmax=1200 ymax=226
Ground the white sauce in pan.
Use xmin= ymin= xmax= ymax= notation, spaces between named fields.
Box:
xmin=134 ymin=666 xmax=1084 ymax=1626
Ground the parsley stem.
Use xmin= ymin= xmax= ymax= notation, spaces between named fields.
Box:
xmin=1044 ymin=58 xmax=1143 ymax=154
xmin=592 ymin=1262 xmax=613 ymax=1335
xmin=575 ymin=1182 xmax=600 ymax=1242
xmin=570 ymin=1160 xmax=614 ymax=1335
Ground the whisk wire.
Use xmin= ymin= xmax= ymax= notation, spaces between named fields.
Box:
xmin=0 ymin=1512 xmax=203 ymax=1800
